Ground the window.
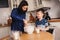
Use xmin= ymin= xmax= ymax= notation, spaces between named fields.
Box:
xmin=0 ymin=0 xmax=9 ymax=8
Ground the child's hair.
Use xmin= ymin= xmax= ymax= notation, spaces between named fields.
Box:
xmin=36 ymin=8 xmax=45 ymax=14
xmin=36 ymin=8 xmax=45 ymax=19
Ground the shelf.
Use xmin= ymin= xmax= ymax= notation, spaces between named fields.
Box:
xmin=48 ymin=19 xmax=60 ymax=22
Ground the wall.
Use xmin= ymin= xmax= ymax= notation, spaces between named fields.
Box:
xmin=42 ymin=0 xmax=60 ymax=18
xmin=54 ymin=26 xmax=60 ymax=40
xmin=0 ymin=8 xmax=11 ymax=26
xmin=26 ymin=0 xmax=36 ymax=11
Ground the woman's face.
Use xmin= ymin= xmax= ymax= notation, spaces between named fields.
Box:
xmin=22 ymin=6 xmax=28 ymax=12
xmin=36 ymin=11 xmax=44 ymax=19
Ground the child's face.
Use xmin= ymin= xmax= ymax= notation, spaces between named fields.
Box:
xmin=36 ymin=11 xmax=44 ymax=19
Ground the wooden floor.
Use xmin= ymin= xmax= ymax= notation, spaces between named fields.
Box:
xmin=1 ymin=32 xmax=54 ymax=40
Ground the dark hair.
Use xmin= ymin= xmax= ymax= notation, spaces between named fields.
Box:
xmin=36 ymin=8 xmax=45 ymax=20
xmin=45 ymin=12 xmax=51 ymax=20
xmin=46 ymin=12 xmax=49 ymax=16
xmin=36 ymin=8 xmax=45 ymax=14
xmin=17 ymin=0 xmax=28 ymax=13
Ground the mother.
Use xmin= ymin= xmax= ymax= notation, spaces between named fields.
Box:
xmin=11 ymin=0 xmax=28 ymax=40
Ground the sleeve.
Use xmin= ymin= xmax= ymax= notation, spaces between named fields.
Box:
xmin=35 ymin=20 xmax=37 ymax=27
xmin=35 ymin=20 xmax=39 ymax=27
xmin=11 ymin=8 xmax=23 ymax=21
xmin=44 ymin=20 xmax=49 ymax=26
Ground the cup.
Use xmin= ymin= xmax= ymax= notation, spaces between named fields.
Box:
xmin=36 ymin=28 xmax=40 ymax=33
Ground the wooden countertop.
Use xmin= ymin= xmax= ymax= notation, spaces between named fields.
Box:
xmin=48 ymin=19 xmax=60 ymax=22
xmin=1 ymin=32 xmax=54 ymax=40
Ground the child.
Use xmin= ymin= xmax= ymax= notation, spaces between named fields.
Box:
xmin=35 ymin=8 xmax=49 ymax=33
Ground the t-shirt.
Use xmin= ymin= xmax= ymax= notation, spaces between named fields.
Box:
xmin=35 ymin=18 xmax=48 ymax=28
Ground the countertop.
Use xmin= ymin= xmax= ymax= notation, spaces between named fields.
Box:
xmin=0 ymin=19 xmax=60 ymax=27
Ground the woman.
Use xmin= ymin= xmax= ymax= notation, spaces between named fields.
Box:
xmin=11 ymin=0 xmax=28 ymax=40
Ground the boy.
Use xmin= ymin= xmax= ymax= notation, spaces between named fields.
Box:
xmin=35 ymin=8 xmax=49 ymax=33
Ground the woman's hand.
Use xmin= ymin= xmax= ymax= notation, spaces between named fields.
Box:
xmin=23 ymin=19 xmax=28 ymax=26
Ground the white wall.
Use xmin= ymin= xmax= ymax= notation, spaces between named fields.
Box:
xmin=0 ymin=8 xmax=11 ymax=25
xmin=42 ymin=0 xmax=60 ymax=18
xmin=0 ymin=8 xmax=11 ymax=39
xmin=55 ymin=27 xmax=60 ymax=40
xmin=26 ymin=0 xmax=36 ymax=11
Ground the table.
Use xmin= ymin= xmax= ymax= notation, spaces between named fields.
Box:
xmin=20 ymin=32 xmax=54 ymax=40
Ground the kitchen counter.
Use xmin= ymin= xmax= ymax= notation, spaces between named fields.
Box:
xmin=48 ymin=19 xmax=60 ymax=22
xmin=0 ymin=19 xmax=60 ymax=27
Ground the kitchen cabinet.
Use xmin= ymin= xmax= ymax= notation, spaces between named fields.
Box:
xmin=10 ymin=0 xmax=22 ymax=9
xmin=26 ymin=0 xmax=43 ymax=11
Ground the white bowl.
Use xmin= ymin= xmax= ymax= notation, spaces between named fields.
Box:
xmin=24 ymin=23 xmax=35 ymax=34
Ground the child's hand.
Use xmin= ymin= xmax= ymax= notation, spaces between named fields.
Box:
xmin=45 ymin=27 xmax=49 ymax=30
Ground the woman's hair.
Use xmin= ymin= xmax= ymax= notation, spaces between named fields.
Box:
xmin=17 ymin=0 xmax=28 ymax=13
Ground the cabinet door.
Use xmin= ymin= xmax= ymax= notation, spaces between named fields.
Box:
xmin=26 ymin=0 xmax=36 ymax=11
xmin=26 ymin=0 xmax=43 ymax=11
xmin=10 ymin=0 xmax=22 ymax=9
xmin=35 ymin=0 xmax=43 ymax=9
